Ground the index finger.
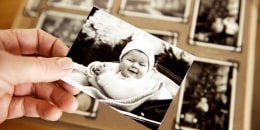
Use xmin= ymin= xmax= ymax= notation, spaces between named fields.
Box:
xmin=0 ymin=28 xmax=69 ymax=57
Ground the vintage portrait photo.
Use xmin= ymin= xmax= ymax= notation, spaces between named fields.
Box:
xmin=119 ymin=0 xmax=191 ymax=22
xmin=47 ymin=0 xmax=114 ymax=12
xmin=61 ymin=7 xmax=194 ymax=129
xmin=175 ymin=57 xmax=238 ymax=130
xmin=144 ymin=29 xmax=178 ymax=46
xmin=36 ymin=10 xmax=86 ymax=48
xmin=189 ymin=0 xmax=245 ymax=52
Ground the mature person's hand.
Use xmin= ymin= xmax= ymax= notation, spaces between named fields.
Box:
xmin=0 ymin=29 xmax=79 ymax=123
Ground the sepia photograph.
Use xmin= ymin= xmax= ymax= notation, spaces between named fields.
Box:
xmin=175 ymin=57 xmax=238 ymax=130
xmin=47 ymin=0 xmax=114 ymax=12
xmin=36 ymin=10 xmax=86 ymax=48
xmin=144 ymin=29 xmax=178 ymax=46
xmin=189 ymin=0 xmax=245 ymax=52
xmin=61 ymin=7 xmax=194 ymax=129
xmin=119 ymin=0 xmax=191 ymax=22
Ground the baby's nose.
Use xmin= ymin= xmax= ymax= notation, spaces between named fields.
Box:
xmin=131 ymin=62 xmax=139 ymax=67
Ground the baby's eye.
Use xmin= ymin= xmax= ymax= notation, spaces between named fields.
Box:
xmin=127 ymin=58 xmax=134 ymax=62
xmin=139 ymin=63 xmax=147 ymax=67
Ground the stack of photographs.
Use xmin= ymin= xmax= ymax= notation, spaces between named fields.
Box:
xmin=175 ymin=57 xmax=238 ymax=130
xmin=61 ymin=7 xmax=194 ymax=129
xmin=189 ymin=0 xmax=245 ymax=52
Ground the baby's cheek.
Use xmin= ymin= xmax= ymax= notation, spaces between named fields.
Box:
xmin=136 ymin=72 xmax=145 ymax=79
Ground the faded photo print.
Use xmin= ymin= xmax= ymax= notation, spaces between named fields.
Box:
xmin=119 ymin=0 xmax=191 ymax=22
xmin=36 ymin=10 xmax=85 ymax=48
xmin=62 ymin=7 xmax=194 ymax=129
xmin=47 ymin=0 xmax=114 ymax=12
xmin=175 ymin=57 xmax=238 ymax=130
xmin=189 ymin=0 xmax=245 ymax=51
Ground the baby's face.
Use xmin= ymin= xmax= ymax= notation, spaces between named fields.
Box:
xmin=119 ymin=50 xmax=149 ymax=79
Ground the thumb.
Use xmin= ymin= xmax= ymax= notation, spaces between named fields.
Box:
xmin=0 ymin=51 xmax=73 ymax=84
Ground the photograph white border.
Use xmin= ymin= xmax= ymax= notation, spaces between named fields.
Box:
xmin=61 ymin=7 xmax=194 ymax=129
xmin=46 ymin=0 xmax=114 ymax=12
xmin=175 ymin=57 xmax=238 ymax=130
xmin=189 ymin=0 xmax=246 ymax=52
xmin=36 ymin=10 xmax=86 ymax=48
xmin=74 ymin=93 xmax=100 ymax=118
xmin=119 ymin=0 xmax=191 ymax=23
xmin=144 ymin=29 xmax=178 ymax=46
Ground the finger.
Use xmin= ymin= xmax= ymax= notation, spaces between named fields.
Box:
xmin=7 ymin=96 xmax=62 ymax=121
xmin=57 ymin=80 xmax=81 ymax=95
xmin=14 ymin=81 xmax=80 ymax=97
xmin=33 ymin=83 xmax=79 ymax=113
xmin=0 ymin=92 xmax=12 ymax=124
xmin=0 ymin=29 xmax=68 ymax=57
xmin=0 ymin=51 xmax=73 ymax=84
xmin=13 ymin=82 xmax=79 ymax=113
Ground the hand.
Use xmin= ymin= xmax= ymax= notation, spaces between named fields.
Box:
xmin=0 ymin=29 xmax=80 ymax=123
xmin=93 ymin=65 xmax=104 ymax=75
xmin=92 ymin=63 xmax=106 ymax=75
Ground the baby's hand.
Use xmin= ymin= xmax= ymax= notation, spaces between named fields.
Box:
xmin=92 ymin=63 xmax=106 ymax=75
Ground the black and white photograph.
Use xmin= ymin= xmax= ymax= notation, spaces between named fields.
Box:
xmin=119 ymin=0 xmax=191 ymax=22
xmin=144 ymin=29 xmax=178 ymax=46
xmin=175 ymin=57 xmax=238 ymax=130
xmin=61 ymin=7 xmax=194 ymax=129
xmin=36 ymin=10 xmax=86 ymax=48
xmin=189 ymin=0 xmax=245 ymax=52
xmin=47 ymin=0 xmax=114 ymax=12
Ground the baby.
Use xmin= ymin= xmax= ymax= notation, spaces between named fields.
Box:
xmin=63 ymin=39 xmax=173 ymax=111
xmin=87 ymin=39 xmax=165 ymax=100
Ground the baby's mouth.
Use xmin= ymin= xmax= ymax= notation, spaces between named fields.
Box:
xmin=128 ymin=68 xmax=138 ymax=74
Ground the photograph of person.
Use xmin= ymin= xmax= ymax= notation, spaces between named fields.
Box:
xmin=61 ymin=7 xmax=194 ymax=129
xmin=189 ymin=0 xmax=245 ymax=51
xmin=175 ymin=57 xmax=238 ymax=130
xmin=87 ymin=39 xmax=173 ymax=101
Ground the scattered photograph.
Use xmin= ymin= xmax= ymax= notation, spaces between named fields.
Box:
xmin=36 ymin=10 xmax=86 ymax=48
xmin=175 ymin=57 xmax=238 ymax=130
xmin=144 ymin=29 xmax=178 ymax=46
xmin=23 ymin=0 xmax=42 ymax=17
xmin=47 ymin=0 xmax=114 ymax=12
xmin=74 ymin=92 xmax=99 ymax=118
xmin=119 ymin=0 xmax=191 ymax=22
xmin=61 ymin=7 xmax=194 ymax=129
xmin=189 ymin=0 xmax=245 ymax=52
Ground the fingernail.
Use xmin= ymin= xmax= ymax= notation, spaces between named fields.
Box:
xmin=57 ymin=57 xmax=73 ymax=69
